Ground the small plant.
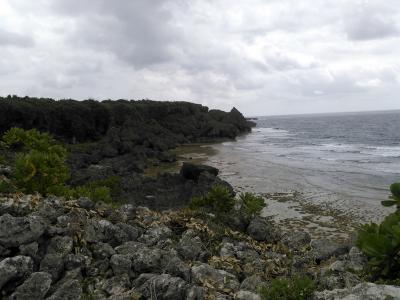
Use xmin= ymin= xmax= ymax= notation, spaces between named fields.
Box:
xmin=381 ymin=183 xmax=400 ymax=210
xmin=356 ymin=211 xmax=400 ymax=279
xmin=2 ymin=128 xmax=69 ymax=196
xmin=189 ymin=185 xmax=235 ymax=215
xmin=239 ymin=192 xmax=266 ymax=218
xmin=259 ymin=276 xmax=315 ymax=300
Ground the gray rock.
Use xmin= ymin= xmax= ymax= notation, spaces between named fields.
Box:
xmin=348 ymin=247 xmax=367 ymax=272
xmin=138 ymin=225 xmax=172 ymax=246
xmin=132 ymin=247 xmax=163 ymax=273
xmin=191 ymin=263 xmax=240 ymax=292
xmin=135 ymin=273 xmax=187 ymax=300
xmin=311 ymin=239 xmax=350 ymax=262
xmin=77 ymin=197 xmax=95 ymax=210
xmin=186 ymin=285 xmax=205 ymax=300
xmin=98 ymin=219 xmax=129 ymax=247
xmin=47 ymin=236 xmax=73 ymax=257
xmin=99 ymin=274 xmax=131 ymax=296
xmin=115 ymin=241 xmax=145 ymax=255
xmin=220 ymin=241 xmax=236 ymax=257
xmin=282 ymin=231 xmax=311 ymax=250
xmin=86 ymin=259 xmax=109 ymax=277
xmin=19 ymin=242 xmax=39 ymax=258
xmin=46 ymin=279 xmax=82 ymax=300
xmin=161 ymin=253 xmax=191 ymax=281
xmin=40 ymin=253 xmax=64 ymax=281
xmin=64 ymin=254 xmax=91 ymax=271
xmin=246 ymin=217 xmax=279 ymax=242
xmin=313 ymin=282 xmax=400 ymax=300
xmin=92 ymin=242 xmax=115 ymax=259
xmin=234 ymin=290 xmax=261 ymax=300
xmin=240 ymin=275 xmax=265 ymax=293
xmin=319 ymin=263 xmax=361 ymax=290
xmin=116 ymin=223 xmax=141 ymax=241
xmin=0 ymin=214 xmax=45 ymax=247
xmin=177 ymin=230 xmax=203 ymax=261
xmin=0 ymin=256 xmax=33 ymax=290
xmin=110 ymin=254 xmax=132 ymax=276
xmin=83 ymin=219 xmax=105 ymax=243
xmin=10 ymin=272 xmax=52 ymax=300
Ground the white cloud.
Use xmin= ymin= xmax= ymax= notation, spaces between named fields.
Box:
xmin=0 ymin=0 xmax=399 ymax=115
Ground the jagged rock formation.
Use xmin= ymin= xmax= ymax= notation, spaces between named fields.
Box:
xmin=1 ymin=193 xmax=397 ymax=299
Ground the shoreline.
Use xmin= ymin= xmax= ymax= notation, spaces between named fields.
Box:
xmin=143 ymin=141 xmax=364 ymax=241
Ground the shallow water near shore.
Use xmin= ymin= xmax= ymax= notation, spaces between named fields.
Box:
xmin=205 ymin=111 xmax=400 ymax=240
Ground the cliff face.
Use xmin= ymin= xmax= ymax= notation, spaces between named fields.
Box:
xmin=0 ymin=96 xmax=254 ymax=208
xmin=0 ymin=97 xmax=253 ymax=145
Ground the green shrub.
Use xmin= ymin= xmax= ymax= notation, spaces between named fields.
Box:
xmin=239 ymin=192 xmax=266 ymax=218
xmin=259 ymin=276 xmax=315 ymax=300
xmin=381 ymin=183 xmax=400 ymax=210
xmin=356 ymin=211 xmax=400 ymax=279
xmin=0 ymin=128 xmax=115 ymax=204
xmin=70 ymin=185 xmax=112 ymax=203
xmin=2 ymin=128 xmax=69 ymax=195
xmin=189 ymin=185 xmax=235 ymax=215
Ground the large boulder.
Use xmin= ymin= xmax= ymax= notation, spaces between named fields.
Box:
xmin=0 ymin=256 xmax=33 ymax=290
xmin=246 ymin=217 xmax=280 ymax=242
xmin=46 ymin=279 xmax=82 ymax=300
xmin=177 ymin=230 xmax=203 ymax=261
xmin=39 ymin=253 xmax=64 ymax=281
xmin=311 ymin=239 xmax=350 ymax=263
xmin=0 ymin=214 xmax=45 ymax=247
xmin=191 ymin=263 xmax=240 ymax=292
xmin=134 ymin=273 xmax=188 ymax=300
xmin=10 ymin=272 xmax=52 ymax=300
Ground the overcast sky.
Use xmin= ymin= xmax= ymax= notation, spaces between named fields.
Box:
xmin=0 ymin=0 xmax=399 ymax=116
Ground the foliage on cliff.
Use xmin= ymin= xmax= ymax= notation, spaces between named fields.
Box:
xmin=357 ymin=183 xmax=400 ymax=280
xmin=1 ymin=128 xmax=69 ymax=195
xmin=0 ymin=128 xmax=114 ymax=203
xmin=0 ymin=96 xmax=252 ymax=146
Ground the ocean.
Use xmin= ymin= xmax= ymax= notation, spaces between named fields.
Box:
xmin=207 ymin=110 xmax=400 ymax=228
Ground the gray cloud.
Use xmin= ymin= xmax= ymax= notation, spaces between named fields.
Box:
xmin=0 ymin=28 xmax=34 ymax=48
xmin=0 ymin=0 xmax=399 ymax=115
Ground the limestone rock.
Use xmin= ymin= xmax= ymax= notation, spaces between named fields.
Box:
xmin=10 ymin=272 xmax=52 ymax=300
xmin=0 ymin=214 xmax=45 ymax=247
xmin=0 ymin=256 xmax=33 ymax=290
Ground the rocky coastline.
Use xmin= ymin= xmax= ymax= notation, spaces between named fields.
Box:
xmin=1 ymin=97 xmax=400 ymax=299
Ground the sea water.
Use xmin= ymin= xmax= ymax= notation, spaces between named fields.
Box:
xmin=208 ymin=110 xmax=400 ymax=223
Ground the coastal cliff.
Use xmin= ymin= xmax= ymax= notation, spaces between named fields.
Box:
xmin=0 ymin=97 xmax=253 ymax=209
xmin=0 ymin=98 xmax=399 ymax=299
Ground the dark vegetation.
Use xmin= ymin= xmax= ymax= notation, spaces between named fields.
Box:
xmin=259 ymin=276 xmax=315 ymax=300
xmin=0 ymin=128 xmax=114 ymax=203
xmin=356 ymin=183 xmax=400 ymax=282
xmin=0 ymin=96 xmax=252 ymax=144
xmin=0 ymin=96 xmax=253 ymax=208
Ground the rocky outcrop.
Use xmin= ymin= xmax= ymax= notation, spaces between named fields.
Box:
xmin=0 ymin=192 xmax=392 ymax=299
xmin=314 ymin=282 xmax=400 ymax=300
xmin=119 ymin=164 xmax=234 ymax=210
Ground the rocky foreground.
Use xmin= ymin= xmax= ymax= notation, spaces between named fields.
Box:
xmin=1 ymin=192 xmax=400 ymax=299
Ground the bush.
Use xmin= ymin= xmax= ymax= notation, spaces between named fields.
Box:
xmin=259 ymin=276 xmax=315 ymax=300
xmin=239 ymin=192 xmax=266 ymax=218
xmin=189 ymin=185 xmax=235 ymax=215
xmin=356 ymin=211 xmax=400 ymax=279
xmin=381 ymin=183 xmax=400 ymax=210
xmin=0 ymin=128 xmax=116 ymax=204
xmin=2 ymin=128 xmax=69 ymax=195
